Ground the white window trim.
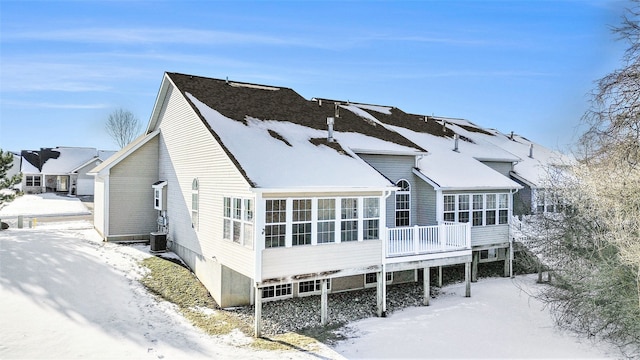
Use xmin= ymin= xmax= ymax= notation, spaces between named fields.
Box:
xmin=261 ymin=283 xmax=293 ymax=301
xmin=395 ymin=179 xmax=411 ymax=227
xmin=442 ymin=193 xmax=510 ymax=227
xmin=297 ymin=279 xmax=332 ymax=297
xmin=223 ymin=196 xmax=254 ymax=248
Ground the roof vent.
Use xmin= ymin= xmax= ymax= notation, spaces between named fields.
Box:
xmin=509 ymin=131 xmax=514 ymax=140
xmin=453 ymin=134 xmax=460 ymax=152
xmin=529 ymin=143 xmax=534 ymax=158
xmin=318 ymin=99 xmax=322 ymax=106
xmin=334 ymin=103 xmax=340 ymax=118
xmin=225 ymin=76 xmax=229 ymax=85
xmin=327 ymin=117 xmax=335 ymax=142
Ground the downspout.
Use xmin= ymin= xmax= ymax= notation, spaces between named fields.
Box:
xmin=381 ymin=189 xmax=393 ymax=317
xmin=509 ymin=188 xmax=520 ymax=278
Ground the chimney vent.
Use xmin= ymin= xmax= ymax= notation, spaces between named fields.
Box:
xmin=318 ymin=99 xmax=322 ymax=106
xmin=334 ymin=103 xmax=340 ymax=118
xmin=327 ymin=117 xmax=335 ymax=142
xmin=529 ymin=143 xmax=534 ymax=158
xmin=509 ymin=131 xmax=514 ymax=140
xmin=453 ymin=134 xmax=460 ymax=152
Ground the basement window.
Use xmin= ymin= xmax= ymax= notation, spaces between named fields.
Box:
xmin=298 ymin=279 xmax=331 ymax=295
xmin=262 ymin=284 xmax=292 ymax=299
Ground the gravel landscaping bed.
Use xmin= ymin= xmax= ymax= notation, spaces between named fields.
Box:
xmin=230 ymin=282 xmax=442 ymax=336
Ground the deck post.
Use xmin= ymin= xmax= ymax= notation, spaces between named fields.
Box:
xmin=376 ymin=269 xmax=386 ymax=317
xmin=423 ymin=267 xmax=430 ymax=306
xmin=321 ymin=279 xmax=328 ymax=325
xmin=471 ymin=251 xmax=479 ymax=282
xmin=438 ymin=266 xmax=443 ymax=287
xmin=465 ymin=262 xmax=471 ymax=297
xmin=254 ymin=285 xmax=262 ymax=337
xmin=503 ymin=246 xmax=510 ymax=277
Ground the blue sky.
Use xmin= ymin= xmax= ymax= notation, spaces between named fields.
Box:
xmin=0 ymin=0 xmax=628 ymax=153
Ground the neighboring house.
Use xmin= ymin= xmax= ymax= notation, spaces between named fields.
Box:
xmin=20 ymin=147 xmax=116 ymax=196
xmin=93 ymin=72 xmax=497 ymax=336
xmin=437 ymin=118 xmax=573 ymax=215
xmin=321 ymin=104 xmax=523 ymax=281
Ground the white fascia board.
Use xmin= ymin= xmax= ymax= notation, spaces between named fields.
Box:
xmin=509 ymin=171 xmax=537 ymax=188
xmin=412 ymin=168 xmax=441 ymax=190
xmin=146 ymin=73 xmax=173 ymax=134
xmin=440 ymin=184 xmax=524 ymax=192
xmin=250 ymin=185 xmax=398 ymax=194
xmin=352 ymin=148 xmax=429 ymax=157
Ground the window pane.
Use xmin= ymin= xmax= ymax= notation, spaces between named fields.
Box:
xmin=233 ymin=198 xmax=242 ymax=219
xmin=262 ymin=286 xmax=274 ymax=298
xmin=472 ymin=211 xmax=483 ymax=226
xmin=444 ymin=212 xmax=455 ymax=222
xmin=486 ymin=211 xmax=496 ymax=225
xmin=499 ymin=210 xmax=508 ymax=224
xmin=458 ymin=195 xmax=470 ymax=210
xmin=243 ymin=223 xmax=253 ymax=248
xmin=365 ymin=272 xmax=377 ymax=284
xmin=486 ymin=194 xmax=496 ymax=209
xmin=317 ymin=222 xmax=335 ymax=243
xmin=244 ymin=199 xmax=253 ymax=222
xmin=396 ymin=193 xmax=410 ymax=210
xmin=233 ymin=221 xmax=241 ymax=243
xmin=364 ymin=198 xmax=379 ymax=218
xmin=223 ymin=219 xmax=231 ymax=239
xmin=292 ymin=223 xmax=312 ymax=246
xmin=224 ymin=197 xmax=231 ymax=217
xmin=444 ymin=195 xmax=455 ymax=212
xmin=341 ymin=198 xmax=358 ymax=219
xmin=341 ymin=220 xmax=358 ymax=242
xmin=498 ymin=194 xmax=509 ymax=209
xmin=293 ymin=199 xmax=312 ymax=222
xmin=364 ymin=219 xmax=379 ymax=240
xmin=266 ymin=199 xmax=286 ymax=223
xmin=317 ymin=199 xmax=335 ymax=220
xmin=458 ymin=212 xmax=469 ymax=223
xmin=473 ymin=195 xmax=483 ymax=210
xmin=265 ymin=224 xmax=286 ymax=248
xmin=395 ymin=210 xmax=410 ymax=227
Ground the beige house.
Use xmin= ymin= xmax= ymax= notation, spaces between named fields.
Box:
xmin=92 ymin=72 xmax=526 ymax=336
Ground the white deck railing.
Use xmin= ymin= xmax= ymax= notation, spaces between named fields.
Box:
xmin=386 ymin=222 xmax=471 ymax=257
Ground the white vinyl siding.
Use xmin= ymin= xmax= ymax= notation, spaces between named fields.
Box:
xmin=261 ymin=240 xmax=381 ymax=280
xmin=156 ymin=84 xmax=255 ymax=279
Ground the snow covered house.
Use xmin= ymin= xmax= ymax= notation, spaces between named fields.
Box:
xmin=94 ymin=72 xmax=535 ymax=335
xmin=20 ymin=147 xmax=116 ymax=196
xmin=435 ymin=118 xmax=573 ymax=215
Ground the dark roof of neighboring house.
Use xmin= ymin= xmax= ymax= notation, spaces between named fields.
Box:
xmin=167 ymin=72 xmax=426 ymax=152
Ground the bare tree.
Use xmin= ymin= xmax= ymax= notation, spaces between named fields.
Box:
xmin=105 ymin=108 xmax=142 ymax=148
xmin=521 ymin=2 xmax=640 ymax=357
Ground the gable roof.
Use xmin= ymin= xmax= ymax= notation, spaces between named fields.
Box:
xmin=89 ymin=131 xmax=159 ymax=176
xmin=151 ymin=73 xmax=428 ymax=190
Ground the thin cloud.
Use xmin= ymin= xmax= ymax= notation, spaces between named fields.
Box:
xmin=1 ymin=99 xmax=108 ymax=109
xmin=4 ymin=27 xmax=308 ymax=47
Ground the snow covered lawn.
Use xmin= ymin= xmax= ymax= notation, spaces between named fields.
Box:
xmin=0 ymin=196 xmax=619 ymax=359
xmin=333 ymin=276 xmax=616 ymax=359
xmin=0 ymin=193 xmax=90 ymax=218
xmin=0 ymin=221 xmax=336 ymax=359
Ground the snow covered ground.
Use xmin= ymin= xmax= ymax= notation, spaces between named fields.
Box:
xmin=0 ymin=193 xmax=90 ymax=218
xmin=0 ymin=195 xmax=618 ymax=359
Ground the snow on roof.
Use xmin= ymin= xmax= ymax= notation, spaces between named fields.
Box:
xmin=40 ymin=147 xmax=101 ymax=174
xmin=448 ymin=124 xmax=574 ymax=188
xmin=98 ymin=150 xmax=117 ymax=161
xmin=387 ymin=125 xmax=522 ymax=190
xmin=187 ymin=93 xmax=401 ymax=189
xmin=20 ymin=147 xmax=111 ymax=175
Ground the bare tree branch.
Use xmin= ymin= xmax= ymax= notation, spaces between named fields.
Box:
xmin=105 ymin=108 xmax=142 ymax=148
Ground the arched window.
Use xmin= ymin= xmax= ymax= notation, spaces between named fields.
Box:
xmin=192 ymin=178 xmax=199 ymax=230
xmin=395 ymin=179 xmax=410 ymax=226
